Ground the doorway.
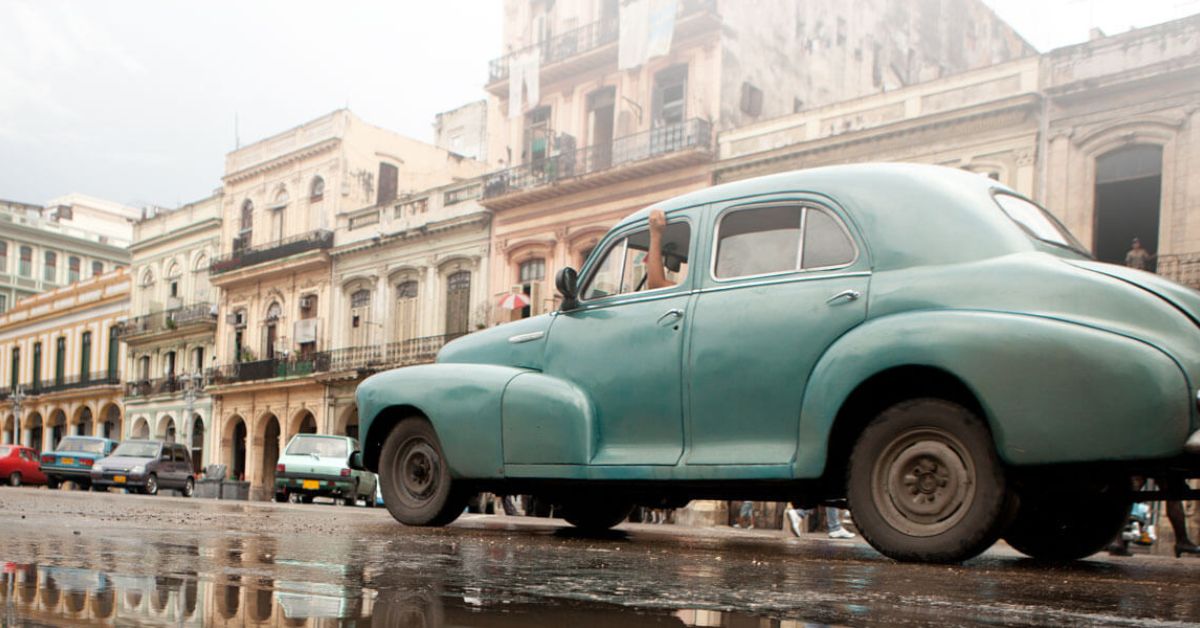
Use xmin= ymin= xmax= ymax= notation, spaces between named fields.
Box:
xmin=1093 ymin=145 xmax=1163 ymax=269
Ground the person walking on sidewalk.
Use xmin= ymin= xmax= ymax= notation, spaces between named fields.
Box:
xmin=786 ymin=504 xmax=856 ymax=539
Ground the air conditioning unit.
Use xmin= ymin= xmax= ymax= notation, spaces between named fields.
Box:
xmin=225 ymin=311 xmax=246 ymax=327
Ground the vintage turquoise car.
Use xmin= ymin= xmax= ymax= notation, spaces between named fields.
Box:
xmin=274 ymin=434 xmax=378 ymax=506
xmin=354 ymin=163 xmax=1200 ymax=563
xmin=40 ymin=436 xmax=118 ymax=490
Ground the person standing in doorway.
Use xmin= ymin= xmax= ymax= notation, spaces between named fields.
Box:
xmin=1125 ymin=237 xmax=1154 ymax=271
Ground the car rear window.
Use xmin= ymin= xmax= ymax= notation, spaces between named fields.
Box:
xmin=56 ymin=437 xmax=105 ymax=454
xmin=994 ymin=194 xmax=1086 ymax=253
xmin=286 ymin=437 xmax=347 ymax=458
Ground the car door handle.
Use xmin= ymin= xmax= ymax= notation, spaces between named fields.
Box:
xmin=656 ymin=308 xmax=684 ymax=325
xmin=826 ymin=290 xmax=861 ymax=305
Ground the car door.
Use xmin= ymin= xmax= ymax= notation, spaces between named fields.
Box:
xmin=541 ymin=211 xmax=698 ymax=466
xmin=686 ymin=198 xmax=869 ymax=466
xmin=174 ymin=446 xmax=190 ymax=485
xmin=23 ymin=448 xmax=46 ymax=483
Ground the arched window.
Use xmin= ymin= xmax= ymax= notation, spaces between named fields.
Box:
xmin=68 ymin=256 xmax=80 ymax=283
xmin=270 ymin=188 xmax=288 ymax=242
xmin=140 ymin=268 xmax=155 ymax=287
xmin=238 ymin=200 xmax=254 ymax=250
xmin=349 ymin=289 xmax=372 ymax=345
xmin=310 ymin=177 xmax=325 ymax=201
xmin=43 ymin=251 xmax=57 ymax=283
xmin=264 ymin=302 xmax=281 ymax=359
xmin=91 ymin=260 xmax=103 ymax=277
xmin=445 ymin=271 xmax=471 ymax=335
xmin=394 ymin=281 xmax=419 ymax=343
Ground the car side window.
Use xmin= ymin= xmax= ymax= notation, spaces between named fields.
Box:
xmin=802 ymin=208 xmax=856 ymax=269
xmin=173 ymin=446 xmax=186 ymax=462
xmin=715 ymin=204 xmax=855 ymax=279
xmin=582 ymin=222 xmax=691 ymax=300
xmin=715 ymin=206 xmax=802 ymax=279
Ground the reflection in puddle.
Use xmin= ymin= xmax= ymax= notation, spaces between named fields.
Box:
xmin=1 ymin=560 xmax=805 ymax=627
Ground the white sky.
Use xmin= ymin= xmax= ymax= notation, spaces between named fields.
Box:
xmin=0 ymin=0 xmax=1195 ymax=210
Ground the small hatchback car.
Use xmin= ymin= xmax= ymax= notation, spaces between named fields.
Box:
xmin=354 ymin=164 xmax=1200 ymax=563
xmin=274 ymin=434 xmax=377 ymax=506
xmin=91 ymin=440 xmax=194 ymax=496
xmin=0 ymin=445 xmax=47 ymax=487
xmin=41 ymin=436 xmax=118 ymax=489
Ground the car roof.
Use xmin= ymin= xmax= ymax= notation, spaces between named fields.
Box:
xmin=615 ymin=162 xmax=1039 ymax=270
xmin=290 ymin=434 xmax=349 ymax=441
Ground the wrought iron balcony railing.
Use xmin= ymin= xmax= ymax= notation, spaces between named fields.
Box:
xmin=119 ymin=303 xmax=217 ymax=338
xmin=326 ymin=333 xmax=466 ymax=374
xmin=209 ymin=230 xmax=333 ymax=275
xmin=207 ymin=353 xmax=331 ymax=386
xmin=486 ymin=0 xmax=716 ymax=84
xmin=482 ymin=118 xmax=712 ymax=200
xmin=125 ymin=376 xmax=206 ymax=398
xmin=35 ymin=371 xmax=121 ymax=395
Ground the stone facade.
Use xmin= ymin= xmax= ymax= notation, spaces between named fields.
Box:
xmin=120 ymin=192 xmax=223 ymax=473
xmin=0 ymin=269 xmax=130 ymax=450
xmin=206 ymin=109 xmax=483 ymax=499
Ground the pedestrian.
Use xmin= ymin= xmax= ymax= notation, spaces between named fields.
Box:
xmin=785 ymin=504 xmax=856 ymax=539
xmin=1108 ymin=477 xmax=1199 ymax=558
xmin=1125 ymin=237 xmax=1154 ymax=270
xmin=734 ymin=500 xmax=755 ymax=529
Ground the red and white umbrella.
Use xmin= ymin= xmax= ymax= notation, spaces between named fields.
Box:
xmin=499 ymin=292 xmax=531 ymax=310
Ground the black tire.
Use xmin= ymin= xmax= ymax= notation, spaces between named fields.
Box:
xmin=145 ymin=474 xmax=159 ymax=496
xmin=1004 ymin=482 xmax=1130 ymax=561
xmin=182 ymin=477 xmax=195 ymax=498
xmin=379 ymin=418 xmax=467 ymax=526
xmin=847 ymin=398 xmax=1009 ymax=563
xmin=47 ymin=477 xmax=60 ymax=490
xmin=561 ymin=500 xmax=635 ymax=533
xmin=343 ymin=496 xmax=358 ymax=507
xmin=274 ymin=491 xmax=289 ymax=503
xmin=8 ymin=472 xmax=21 ymax=487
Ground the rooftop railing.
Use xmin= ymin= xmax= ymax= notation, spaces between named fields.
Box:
xmin=209 ymin=230 xmax=333 ymax=275
xmin=482 ymin=118 xmax=712 ymax=200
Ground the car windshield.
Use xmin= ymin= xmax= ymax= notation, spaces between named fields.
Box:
xmin=111 ymin=442 xmax=160 ymax=458
xmin=286 ymin=437 xmax=347 ymax=458
xmin=994 ymin=194 xmax=1089 ymax=256
xmin=55 ymin=437 xmax=106 ymax=454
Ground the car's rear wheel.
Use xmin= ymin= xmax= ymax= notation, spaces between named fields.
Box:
xmin=182 ymin=477 xmax=195 ymax=498
xmin=561 ymin=499 xmax=635 ymax=533
xmin=847 ymin=398 xmax=1009 ymax=563
xmin=145 ymin=473 xmax=159 ymax=496
xmin=47 ymin=477 xmax=60 ymax=489
xmin=274 ymin=490 xmax=288 ymax=503
xmin=379 ymin=418 xmax=467 ymax=526
xmin=1004 ymin=480 xmax=1129 ymax=561
xmin=8 ymin=472 xmax=21 ymax=487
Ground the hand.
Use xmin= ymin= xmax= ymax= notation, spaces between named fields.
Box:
xmin=648 ymin=209 xmax=667 ymax=232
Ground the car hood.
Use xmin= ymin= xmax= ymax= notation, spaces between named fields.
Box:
xmin=1065 ymin=260 xmax=1200 ymax=326
xmin=437 ymin=314 xmax=552 ymax=370
xmin=96 ymin=456 xmax=155 ymax=470
xmin=278 ymin=454 xmax=348 ymax=476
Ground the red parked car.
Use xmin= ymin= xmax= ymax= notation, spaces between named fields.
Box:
xmin=0 ymin=445 xmax=48 ymax=487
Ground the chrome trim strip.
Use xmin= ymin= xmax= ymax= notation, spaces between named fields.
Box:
xmin=508 ymin=331 xmax=545 ymax=344
xmin=697 ymin=271 xmax=871 ymax=295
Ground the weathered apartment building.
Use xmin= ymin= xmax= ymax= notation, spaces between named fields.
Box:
xmin=204 ymin=109 xmax=483 ymax=499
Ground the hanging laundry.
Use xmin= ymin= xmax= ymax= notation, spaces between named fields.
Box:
xmin=507 ymin=50 xmax=541 ymax=119
xmin=619 ymin=0 xmax=678 ymax=70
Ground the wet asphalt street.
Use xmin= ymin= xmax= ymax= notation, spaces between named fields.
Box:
xmin=1 ymin=488 xmax=1199 ymax=627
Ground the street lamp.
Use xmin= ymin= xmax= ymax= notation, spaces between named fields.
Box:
xmin=183 ymin=371 xmax=200 ymax=467
xmin=11 ymin=385 xmax=24 ymax=446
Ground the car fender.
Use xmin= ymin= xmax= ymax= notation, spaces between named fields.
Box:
xmin=357 ymin=363 xmax=528 ymax=479
xmin=795 ymin=310 xmax=1191 ymax=476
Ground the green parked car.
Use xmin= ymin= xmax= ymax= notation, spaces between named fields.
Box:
xmin=354 ymin=163 xmax=1200 ymax=563
xmin=274 ymin=434 xmax=377 ymax=506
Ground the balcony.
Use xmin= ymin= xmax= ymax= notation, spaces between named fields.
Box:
xmin=485 ymin=0 xmax=718 ymax=93
xmin=207 ymin=353 xmax=332 ymax=386
xmin=119 ymin=303 xmax=217 ymax=340
xmin=481 ymin=119 xmax=713 ymax=209
xmin=34 ymin=371 xmax=121 ymax=395
xmin=324 ymin=333 xmax=466 ymax=375
xmin=209 ymin=230 xmax=333 ymax=276
xmin=125 ymin=376 xmax=204 ymax=399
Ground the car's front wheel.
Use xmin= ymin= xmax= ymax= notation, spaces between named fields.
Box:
xmin=182 ymin=477 xmax=195 ymax=498
xmin=379 ymin=418 xmax=467 ymax=526
xmin=561 ymin=499 xmax=635 ymax=533
xmin=1004 ymin=480 xmax=1129 ymax=561
xmin=847 ymin=398 xmax=1009 ymax=563
xmin=145 ymin=474 xmax=159 ymax=496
